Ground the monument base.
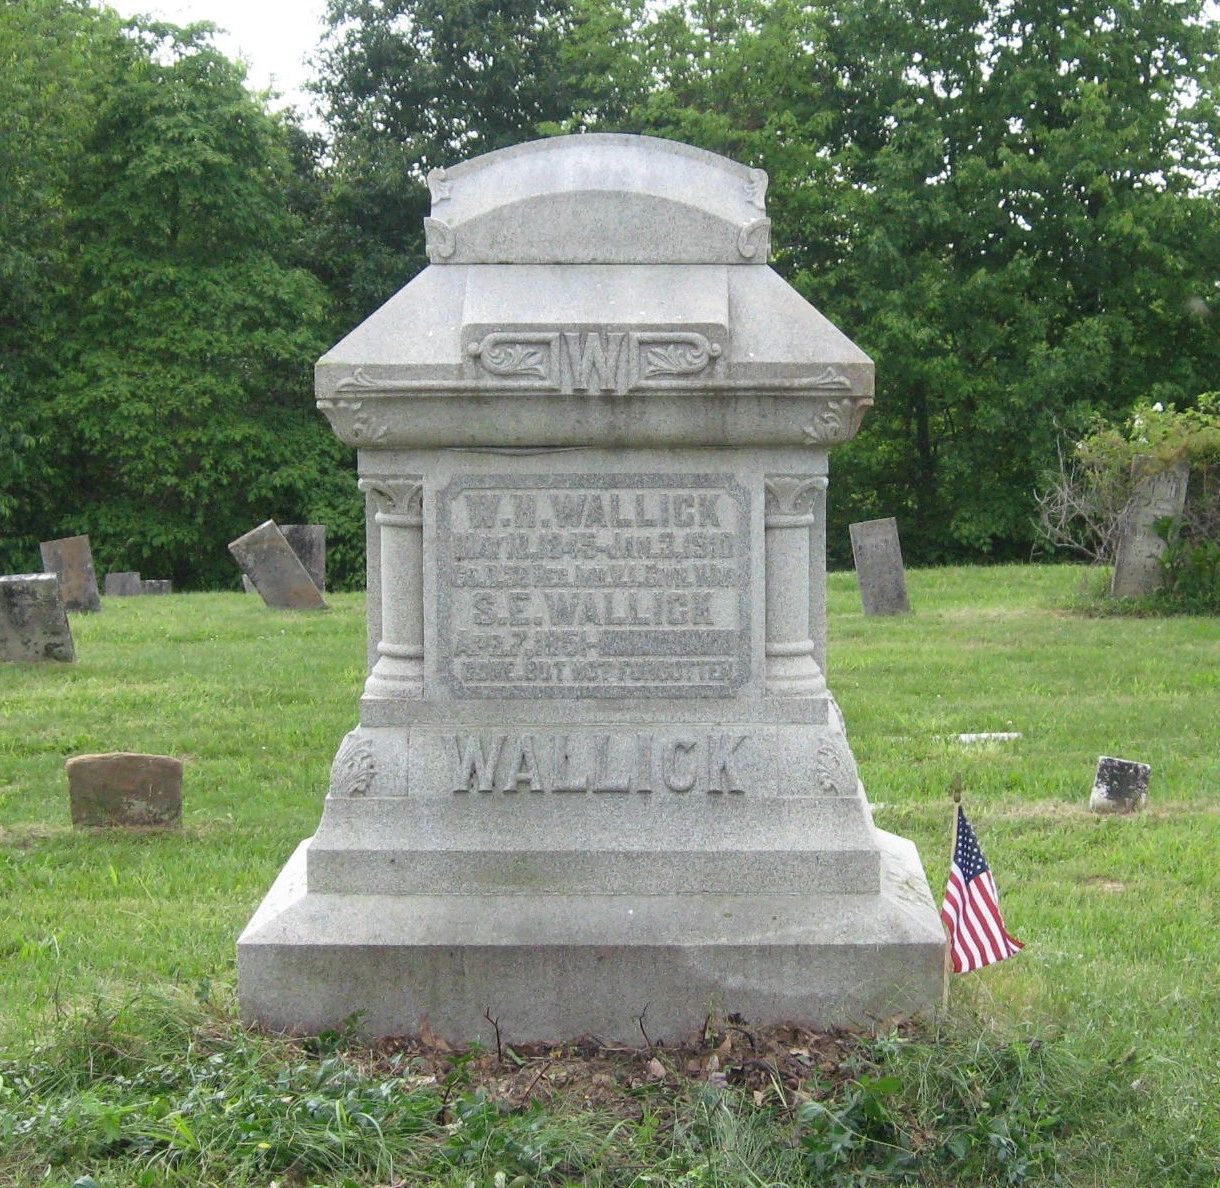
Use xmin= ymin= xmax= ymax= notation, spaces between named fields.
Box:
xmin=238 ymin=830 xmax=945 ymax=1043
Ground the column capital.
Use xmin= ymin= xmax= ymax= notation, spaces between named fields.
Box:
xmin=764 ymin=475 xmax=826 ymax=524
xmin=359 ymin=477 xmax=423 ymax=526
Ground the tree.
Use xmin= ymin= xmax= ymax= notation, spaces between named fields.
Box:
xmin=558 ymin=0 xmax=1220 ymax=563
xmin=0 ymin=5 xmax=357 ymax=587
xmin=313 ymin=0 xmax=580 ymax=324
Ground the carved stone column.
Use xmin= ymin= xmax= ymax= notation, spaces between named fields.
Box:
xmin=358 ymin=478 xmax=424 ymax=697
xmin=764 ymin=476 xmax=827 ymax=696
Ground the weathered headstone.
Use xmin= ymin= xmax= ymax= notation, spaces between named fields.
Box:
xmin=241 ymin=574 xmax=256 ymax=594
xmin=39 ymin=535 xmax=102 ymax=612
xmin=280 ymin=524 xmax=326 ymax=593
xmin=0 ymin=574 xmax=75 ymax=662
xmin=67 ymin=752 xmax=183 ymax=828
xmin=1111 ymin=459 xmax=1189 ymax=598
xmin=849 ymin=517 xmax=910 ymax=615
xmin=229 ymin=521 xmax=327 ymax=610
xmin=142 ymin=579 xmax=172 ymax=595
xmin=1090 ymin=756 xmax=1150 ymax=814
xmin=105 ymin=571 xmax=143 ymax=596
xmin=239 ymin=134 xmax=944 ymax=1042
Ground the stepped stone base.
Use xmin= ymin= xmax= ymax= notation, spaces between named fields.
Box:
xmin=237 ymin=829 xmax=944 ymax=1043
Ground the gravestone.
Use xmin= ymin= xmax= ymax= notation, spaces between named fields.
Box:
xmin=229 ymin=521 xmax=327 ymax=610
xmin=1090 ymin=756 xmax=1150 ymax=814
xmin=67 ymin=752 xmax=183 ymax=828
xmin=142 ymin=579 xmax=172 ymax=595
xmin=1111 ymin=459 xmax=1189 ymax=598
xmin=280 ymin=524 xmax=326 ymax=592
xmin=105 ymin=571 xmax=143 ymax=596
xmin=241 ymin=574 xmax=256 ymax=593
xmin=0 ymin=574 xmax=75 ymax=662
xmin=239 ymin=134 xmax=944 ymax=1042
xmin=39 ymin=535 xmax=102 ymax=612
xmin=849 ymin=517 xmax=910 ymax=614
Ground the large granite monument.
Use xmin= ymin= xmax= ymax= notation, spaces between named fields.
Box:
xmin=239 ymin=135 xmax=944 ymax=1041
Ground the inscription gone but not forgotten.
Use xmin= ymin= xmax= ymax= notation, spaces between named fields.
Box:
xmin=436 ymin=474 xmax=751 ymax=697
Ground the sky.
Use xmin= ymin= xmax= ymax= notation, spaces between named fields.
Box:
xmin=107 ymin=0 xmax=329 ymax=126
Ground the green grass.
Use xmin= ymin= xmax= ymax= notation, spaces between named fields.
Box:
xmin=1 ymin=565 xmax=1217 ymax=1185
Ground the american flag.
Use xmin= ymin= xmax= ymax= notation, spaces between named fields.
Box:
xmin=941 ymin=806 xmax=1024 ymax=973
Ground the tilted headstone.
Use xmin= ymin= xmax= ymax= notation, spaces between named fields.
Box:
xmin=849 ymin=517 xmax=910 ymax=615
xmin=1090 ymin=756 xmax=1150 ymax=814
xmin=280 ymin=524 xmax=326 ymax=593
xmin=142 ymin=579 xmax=172 ymax=595
xmin=0 ymin=574 xmax=75 ymax=662
xmin=39 ymin=535 xmax=102 ymax=612
xmin=105 ymin=571 xmax=143 ymax=596
xmin=1111 ymin=459 xmax=1189 ymax=598
xmin=67 ymin=752 xmax=183 ymax=828
xmin=228 ymin=521 xmax=327 ymax=610
xmin=239 ymin=134 xmax=944 ymax=1042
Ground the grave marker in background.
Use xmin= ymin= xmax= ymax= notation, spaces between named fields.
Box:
xmin=39 ymin=535 xmax=102 ymax=612
xmin=67 ymin=752 xmax=183 ymax=828
xmin=849 ymin=517 xmax=910 ymax=615
xmin=142 ymin=579 xmax=173 ymax=595
xmin=280 ymin=524 xmax=326 ymax=593
xmin=228 ymin=521 xmax=327 ymax=610
xmin=105 ymin=571 xmax=142 ymax=596
xmin=1111 ymin=460 xmax=1189 ymax=598
xmin=1090 ymin=756 xmax=1150 ymax=814
xmin=0 ymin=574 xmax=75 ymax=662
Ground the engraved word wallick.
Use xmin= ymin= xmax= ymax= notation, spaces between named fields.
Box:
xmin=240 ymin=133 xmax=945 ymax=1044
xmin=436 ymin=474 xmax=751 ymax=697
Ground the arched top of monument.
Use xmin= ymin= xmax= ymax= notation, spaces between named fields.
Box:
xmin=424 ymin=134 xmax=772 ymax=265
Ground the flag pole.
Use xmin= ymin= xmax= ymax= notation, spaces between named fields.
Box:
xmin=942 ymin=773 xmax=963 ymax=1012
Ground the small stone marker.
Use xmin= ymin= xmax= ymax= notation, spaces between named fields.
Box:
xmin=39 ymin=535 xmax=102 ymax=612
xmin=1090 ymin=756 xmax=1150 ymax=814
xmin=0 ymin=574 xmax=75 ymax=662
xmin=142 ymin=579 xmax=172 ymax=595
xmin=229 ymin=520 xmax=328 ymax=610
xmin=67 ymin=752 xmax=183 ymax=829
xmin=849 ymin=517 xmax=910 ymax=614
xmin=280 ymin=524 xmax=326 ymax=593
xmin=1111 ymin=459 xmax=1189 ymax=598
xmin=105 ymin=571 xmax=143 ymax=596
xmin=957 ymin=732 xmax=1022 ymax=744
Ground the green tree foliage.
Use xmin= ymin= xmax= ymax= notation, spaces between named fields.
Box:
xmin=0 ymin=3 xmax=359 ymax=588
xmin=0 ymin=1 xmax=124 ymax=550
xmin=312 ymin=0 xmax=579 ymax=324
xmin=552 ymin=0 xmax=1220 ymax=562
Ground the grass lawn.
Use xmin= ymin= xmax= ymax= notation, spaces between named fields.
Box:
xmin=1 ymin=564 xmax=1217 ymax=1185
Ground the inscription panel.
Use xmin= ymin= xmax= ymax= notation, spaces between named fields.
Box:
xmin=436 ymin=474 xmax=751 ymax=698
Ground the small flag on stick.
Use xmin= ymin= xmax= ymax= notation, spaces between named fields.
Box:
xmin=941 ymin=803 xmax=1024 ymax=973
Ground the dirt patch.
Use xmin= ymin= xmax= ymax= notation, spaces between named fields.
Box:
xmin=1081 ymin=876 xmax=1127 ymax=893
xmin=362 ymin=1017 xmax=873 ymax=1116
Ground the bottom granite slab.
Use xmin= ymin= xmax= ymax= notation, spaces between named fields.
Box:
xmin=237 ymin=830 xmax=945 ymax=1044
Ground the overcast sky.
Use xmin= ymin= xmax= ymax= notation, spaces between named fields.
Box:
xmin=107 ymin=0 xmax=329 ymax=126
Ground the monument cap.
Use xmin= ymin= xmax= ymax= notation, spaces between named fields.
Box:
xmin=422 ymin=133 xmax=772 ymax=265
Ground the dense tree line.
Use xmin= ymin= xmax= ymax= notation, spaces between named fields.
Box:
xmin=2 ymin=0 xmax=1217 ymax=585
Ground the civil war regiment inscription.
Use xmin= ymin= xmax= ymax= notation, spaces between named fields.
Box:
xmin=437 ymin=473 xmax=750 ymax=697
xmin=238 ymin=133 xmax=944 ymax=1042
